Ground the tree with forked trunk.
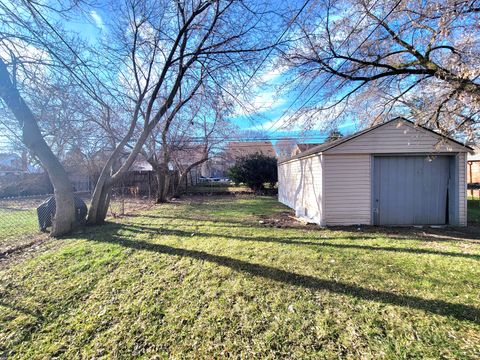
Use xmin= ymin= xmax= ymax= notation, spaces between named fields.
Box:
xmin=86 ymin=0 xmax=277 ymax=223
xmin=142 ymin=91 xmax=234 ymax=202
xmin=0 ymin=0 xmax=290 ymax=230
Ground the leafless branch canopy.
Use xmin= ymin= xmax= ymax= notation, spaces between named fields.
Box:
xmin=283 ymin=0 xmax=480 ymax=140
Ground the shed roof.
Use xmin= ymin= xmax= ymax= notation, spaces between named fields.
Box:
xmin=280 ymin=118 xmax=473 ymax=164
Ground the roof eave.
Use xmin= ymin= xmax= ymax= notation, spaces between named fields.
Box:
xmin=278 ymin=117 xmax=473 ymax=165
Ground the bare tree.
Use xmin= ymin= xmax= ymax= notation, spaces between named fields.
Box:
xmin=86 ymin=0 xmax=276 ymax=224
xmin=141 ymin=91 xmax=233 ymax=201
xmin=0 ymin=60 xmax=77 ymax=237
xmin=0 ymin=1 xmax=94 ymax=235
xmin=171 ymin=101 xmax=234 ymax=198
xmin=274 ymin=138 xmax=297 ymax=160
xmin=0 ymin=0 xmax=287 ymax=230
xmin=283 ymin=0 xmax=480 ymax=139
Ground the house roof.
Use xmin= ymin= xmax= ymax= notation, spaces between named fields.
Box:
xmin=171 ymin=145 xmax=207 ymax=166
xmin=130 ymin=159 xmax=153 ymax=172
xmin=225 ymin=141 xmax=276 ymax=159
xmin=296 ymin=143 xmax=322 ymax=152
xmin=280 ymin=117 xmax=473 ymax=164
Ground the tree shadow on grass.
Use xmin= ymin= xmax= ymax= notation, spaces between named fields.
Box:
xmin=118 ymin=223 xmax=375 ymax=242
xmin=125 ymin=214 xmax=480 ymax=243
xmin=118 ymin=223 xmax=480 ymax=262
xmin=84 ymin=230 xmax=480 ymax=324
xmin=0 ymin=300 xmax=44 ymax=319
xmin=328 ymin=225 xmax=480 ymax=242
xmin=125 ymin=213 xmax=268 ymax=228
xmin=298 ymin=241 xmax=480 ymax=261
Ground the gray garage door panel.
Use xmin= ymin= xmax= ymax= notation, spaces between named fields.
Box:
xmin=373 ymin=156 xmax=450 ymax=225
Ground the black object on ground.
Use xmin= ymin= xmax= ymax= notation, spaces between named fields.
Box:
xmin=37 ymin=196 xmax=87 ymax=231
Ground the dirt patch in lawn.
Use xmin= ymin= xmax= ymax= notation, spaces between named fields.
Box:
xmin=256 ymin=212 xmax=317 ymax=229
xmin=0 ymin=233 xmax=52 ymax=268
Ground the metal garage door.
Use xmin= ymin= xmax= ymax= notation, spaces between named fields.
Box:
xmin=373 ymin=156 xmax=450 ymax=225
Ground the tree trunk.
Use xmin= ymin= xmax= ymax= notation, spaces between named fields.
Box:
xmin=173 ymin=157 xmax=208 ymax=198
xmin=0 ymin=59 xmax=75 ymax=236
xmin=87 ymin=124 xmax=153 ymax=224
xmin=173 ymin=171 xmax=188 ymax=198
xmin=155 ymin=165 xmax=170 ymax=203
xmin=86 ymin=131 xmax=133 ymax=225
xmin=87 ymin=176 xmax=113 ymax=225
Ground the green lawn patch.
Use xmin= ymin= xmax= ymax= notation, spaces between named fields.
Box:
xmin=187 ymin=183 xmax=252 ymax=194
xmin=1 ymin=196 xmax=480 ymax=358
xmin=0 ymin=208 xmax=38 ymax=251
xmin=468 ymin=199 xmax=480 ymax=224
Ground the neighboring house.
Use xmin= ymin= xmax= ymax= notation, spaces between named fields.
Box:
xmin=275 ymin=138 xmax=297 ymax=161
xmin=275 ymin=140 xmax=322 ymax=160
xmin=170 ymin=145 xmax=207 ymax=186
xmin=223 ymin=141 xmax=276 ymax=167
xmin=226 ymin=141 xmax=276 ymax=158
xmin=201 ymin=156 xmax=227 ymax=178
xmin=124 ymin=157 xmax=155 ymax=195
xmin=0 ymin=152 xmax=28 ymax=176
xmin=66 ymin=167 xmax=92 ymax=192
xmin=171 ymin=145 xmax=206 ymax=166
xmin=130 ymin=158 xmax=154 ymax=172
xmin=292 ymin=143 xmax=322 ymax=157
xmin=122 ymin=149 xmax=204 ymax=195
xmin=278 ymin=118 xmax=472 ymax=227
xmin=467 ymin=146 xmax=480 ymax=185
xmin=217 ymin=141 xmax=276 ymax=175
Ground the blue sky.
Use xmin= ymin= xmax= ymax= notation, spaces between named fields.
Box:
xmin=62 ymin=4 xmax=358 ymax=145
xmin=0 ymin=2 xmax=357 ymax=152
xmin=229 ymin=66 xmax=357 ymax=143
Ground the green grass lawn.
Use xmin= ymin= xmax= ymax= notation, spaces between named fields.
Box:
xmin=1 ymin=196 xmax=480 ymax=358
xmin=0 ymin=208 xmax=38 ymax=251
xmin=188 ymin=183 xmax=252 ymax=194
xmin=0 ymin=208 xmax=38 ymax=238
xmin=468 ymin=199 xmax=480 ymax=224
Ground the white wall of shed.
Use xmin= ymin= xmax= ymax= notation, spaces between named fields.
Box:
xmin=323 ymin=154 xmax=371 ymax=225
xmin=278 ymin=156 xmax=324 ymax=225
xmin=278 ymin=160 xmax=301 ymax=209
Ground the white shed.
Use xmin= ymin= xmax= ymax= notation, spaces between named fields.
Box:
xmin=278 ymin=118 xmax=472 ymax=226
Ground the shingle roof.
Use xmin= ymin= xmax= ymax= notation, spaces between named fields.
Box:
xmin=226 ymin=141 xmax=276 ymax=158
xmin=296 ymin=143 xmax=322 ymax=152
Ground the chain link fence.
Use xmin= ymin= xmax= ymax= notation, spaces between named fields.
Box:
xmin=108 ymin=187 xmax=155 ymax=217
xmin=0 ymin=189 xmax=154 ymax=254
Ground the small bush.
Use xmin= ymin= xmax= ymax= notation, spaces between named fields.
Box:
xmin=228 ymin=153 xmax=277 ymax=192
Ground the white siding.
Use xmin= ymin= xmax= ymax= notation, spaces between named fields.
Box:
xmin=278 ymin=160 xmax=302 ymax=209
xmin=278 ymin=155 xmax=324 ymax=225
xmin=324 ymin=154 xmax=371 ymax=225
xmin=326 ymin=120 xmax=468 ymax=155
xmin=459 ymin=153 xmax=467 ymax=226
xmin=278 ymin=119 xmax=470 ymax=227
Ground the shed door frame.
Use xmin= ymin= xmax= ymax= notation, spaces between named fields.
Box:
xmin=371 ymin=154 xmax=459 ymax=226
